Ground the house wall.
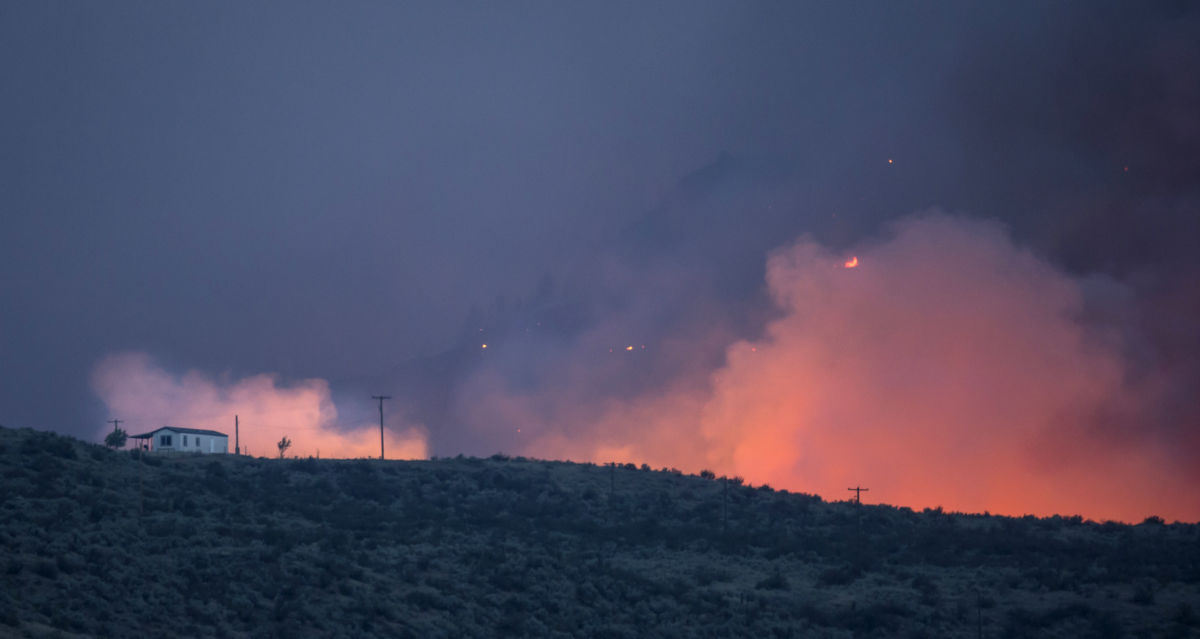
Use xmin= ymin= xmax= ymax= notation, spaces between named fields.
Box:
xmin=153 ymin=429 xmax=179 ymax=452
xmin=150 ymin=429 xmax=228 ymax=454
xmin=202 ymin=436 xmax=229 ymax=454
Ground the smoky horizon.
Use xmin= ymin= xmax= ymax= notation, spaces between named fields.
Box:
xmin=3 ymin=2 xmax=1198 ymax=521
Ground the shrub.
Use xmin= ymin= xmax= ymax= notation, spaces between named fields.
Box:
xmin=755 ymin=571 xmax=790 ymax=590
xmin=32 ymin=559 xmax=58 ymax=579
xmin=104 ymin=428 xmax=127 ymax=449
xmin=817 ymin=564 xmax=860 ymax=586
xmin=1089 ymin=610 xmax=1123 ymax=639
xmin=55 ymin=553 xmax=83 ymax=575
xmin=45 ymin=436 xmax=76 ymax=459
xmin=289 ymin=458 xmax=320 ymax=474
xmin=692 ymin=565 xmax=732 ymax=586
xmin=1130 ymin=579 xmax=1156 ymax=605
xmin=1174 ymin=602 xmax=1198 ymax=627
xmin=404 ymin=588 xmax=448 ymax=611
xmin=912 ymin=575 xmax=940 ymax=606
xmin=276 ymin=436 xmax=292 ymax=459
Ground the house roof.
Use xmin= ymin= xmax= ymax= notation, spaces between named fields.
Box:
xmin=129 ymin=426 xmax=228 ymax=439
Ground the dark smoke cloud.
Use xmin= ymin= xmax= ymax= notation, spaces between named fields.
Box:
xmin=434 ymin=214 xmax=1198 ymax=522
xmin=378 ymin=3 xmax=1200 ymax=520
xmin=3 ymin=3 xmax=1197 ymax=519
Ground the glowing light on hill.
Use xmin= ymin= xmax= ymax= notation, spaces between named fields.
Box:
xmin=844 ymin=256 xmax=859 ymax=268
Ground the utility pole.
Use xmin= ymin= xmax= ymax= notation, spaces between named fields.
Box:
xmin=234 ymin=415 xmax=240 ymax=455
xmin=848 ymin=485 xmax=869 ymax=504
xmin=108 ymin=418 xmax=123 ymax=433
xmin=372 ymin=395 xmax=391 ymax=460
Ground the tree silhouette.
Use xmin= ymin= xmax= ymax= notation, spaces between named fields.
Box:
xmin=277 ymin=436 xmax=292 ymax=459
xmin=104 ymin=428 xmax=127 ymax=449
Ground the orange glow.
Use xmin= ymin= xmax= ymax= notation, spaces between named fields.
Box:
xmin=887 ymin=158 xmax=893 ymax=164
xmin=626 ymin=345 xmax=634 ymax=351
xmin=844 ymin=256 xmax=859 ymax=268
xmin=481 ymin=343 xmax=488 ymax=349
xmin=509 ymin=215 xmax=1197 ymax=523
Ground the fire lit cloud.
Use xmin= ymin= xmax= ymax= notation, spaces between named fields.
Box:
xmin=512 ymin=214 xmax=1197 ymax=522
xmin=90 ymin=353 xmax=427 ymax=459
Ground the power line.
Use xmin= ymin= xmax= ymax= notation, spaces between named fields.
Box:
xmin=848 ymin=485 xmax=869 ymax=504
xmin=107 ymin=418 xmax=123 ymax=433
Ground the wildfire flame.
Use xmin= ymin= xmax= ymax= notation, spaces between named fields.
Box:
xmin=844 ymin=256 xmax=859 ymax=268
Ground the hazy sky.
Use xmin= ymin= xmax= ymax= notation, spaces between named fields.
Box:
xmin=3 ymin=2 xmax=1198 ymax=519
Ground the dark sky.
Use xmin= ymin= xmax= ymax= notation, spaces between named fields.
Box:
xmin=3 ymin=2 xmax=1199 ymax=518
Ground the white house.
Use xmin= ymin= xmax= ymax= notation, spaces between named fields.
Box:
xmin=129 ymin=426 xmax=229 ymax=454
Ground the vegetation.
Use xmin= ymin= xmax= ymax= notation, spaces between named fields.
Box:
xmin=277 ymin=436 xmax=292 ymax=459
xmin=0 ymin=425 xmax=1197 ymax=637
xmin=103 ymin=427 xmax=127 ymax=449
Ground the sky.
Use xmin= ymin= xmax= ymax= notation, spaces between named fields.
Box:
xmin=2 ymin=2 xmax=1198 ymax=522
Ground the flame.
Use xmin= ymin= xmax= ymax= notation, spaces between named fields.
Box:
xmin=626 ymin=345 xmax=634 ymax=351
xmin=844 ymin=256 xmax=859 ymax=268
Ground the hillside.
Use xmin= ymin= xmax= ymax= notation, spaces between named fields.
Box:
xmin=1 ymin=426 xmax=1197 ymax=638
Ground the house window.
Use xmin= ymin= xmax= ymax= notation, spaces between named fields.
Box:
xmin=196 ymin=437 xmax=202 ymax=448
xmin=183 ymin=435 xmax=188 ymax=446
xmin=160 ymin=435 xmax=172 ymax=447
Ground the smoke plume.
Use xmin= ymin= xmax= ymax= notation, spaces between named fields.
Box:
xmin=91 ymin=352 xmax=427 ymax=460
xmin=482 ymin=214 xmax=1194 ymax=522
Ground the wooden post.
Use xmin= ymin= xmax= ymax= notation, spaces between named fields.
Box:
xmin=372 ymin=396 xmax=391 ymax=460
